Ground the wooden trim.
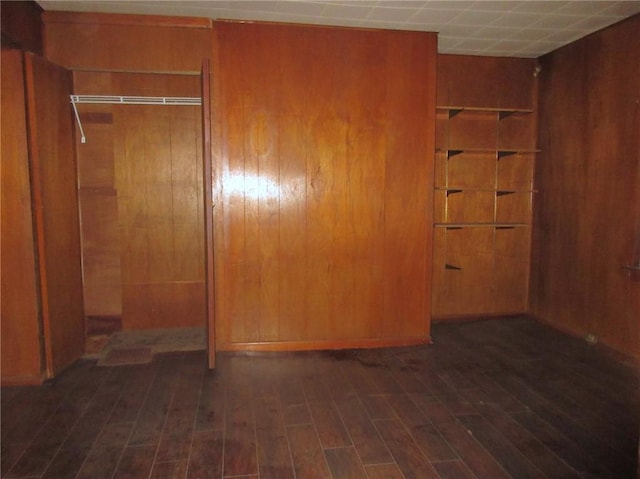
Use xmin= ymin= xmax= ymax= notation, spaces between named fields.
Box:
xmin=431 ymin=312 xmax=527 ymax=322
xmin=530 ymin=313 xmax=640 ymax=368
xmin=0 ymin=0 xmax=43 ymax=54
xmin=201 ymin=58 xmax=215 ymax=369
xmin=42 ymin=10 xmax=212 ymax=29
xmin=211 ymin=24 xmax=227 ymax=352
xmin=1 ymin=374 xmax=45 ymax=387
xmin=70 ymin=68 xmax=201 ymax=76
xmin=219 ymin=337 xmax=432 ymax=353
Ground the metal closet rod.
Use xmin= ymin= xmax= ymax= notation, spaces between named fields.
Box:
xmin=70 ymin=94 xmax=202 ymax=144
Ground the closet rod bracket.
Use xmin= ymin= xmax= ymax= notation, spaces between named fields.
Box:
xmin=69 ymin=94 xmax=202 ymax=144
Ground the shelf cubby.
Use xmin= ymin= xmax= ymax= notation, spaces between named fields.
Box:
xmin=432 ymin=96 xmax=537 ymax=316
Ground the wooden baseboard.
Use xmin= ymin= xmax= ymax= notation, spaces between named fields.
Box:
xmin=218 ymin=336 xmax=432 ymax=352
xmin=529 ymin=313 xmax=640 ymax=368
xmin=431 ymin=312 xmax=527 ymax=322
xmin=1 ymin=373 xmax=44 ymax=386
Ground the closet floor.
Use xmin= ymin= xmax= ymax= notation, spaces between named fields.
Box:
xmin=2 ymin=317 xmax=639 ymax=479
xmin=92 ymin=327 xmax=207 ymax=366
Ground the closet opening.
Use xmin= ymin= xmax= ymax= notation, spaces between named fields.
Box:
xmin=72 ymin=67 xmax=213 ymax=367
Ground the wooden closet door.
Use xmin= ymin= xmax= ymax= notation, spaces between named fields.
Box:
xmin=1 ymin=50 xmax=42 ymax=384
xmin=24 ymin=52 xmax=85 ymax=377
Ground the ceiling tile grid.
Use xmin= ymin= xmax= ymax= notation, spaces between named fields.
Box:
xmin=37 ymin=0 xmax=640 ymax=57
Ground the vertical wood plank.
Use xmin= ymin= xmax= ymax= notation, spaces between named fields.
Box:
xmin=383 ymin=31 xmax=434 ymax=339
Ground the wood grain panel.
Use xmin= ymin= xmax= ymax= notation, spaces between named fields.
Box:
xmin=441 ymin=227 xmax=495 ymax=315
xmin=495 ymin=191 xmax=531 ymax=224
xmin=447 ymin=152 xmax=496 ymax=189
xmin=78 ymin=189 xmax=121 ymax=317
xmin=531 ymin=15 xmax=640 ymax=359
xmin=497 ymin=154 xmax=534 ymax=191
xmin=498 ymin=114 xmax=536 ymax=150
xmin=24 ymin=52 xmax=85 ymax=377
xmin=213 ymin=22 xmax=436 ymax=349
xmin=0 ymin=0 xmax=43 ymax=54
xmin=42 ymin=11 xmax=212 ymax=72
xmin=115 ymin=100 xmax=205 ymax=330
xmin=0 ymin=50 xmax=42 ymax=385
xmin=382 ymin=30 xmax=435 ymax=339
xmin=449 ymin=111 xmax=497 ymax=150
xmin=494 ymin=227 xmax=530 ymax=313
xmin=437 ymin=55 xmax=537 ymax=109
xmin=74 ymin=71 xmax=205 ymax=331
xmin=446 ymin=191 xmax=496 ymax=224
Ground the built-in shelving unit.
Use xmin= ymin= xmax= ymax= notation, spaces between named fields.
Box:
xmin=432 ymin=89 xmax=537 ymax=318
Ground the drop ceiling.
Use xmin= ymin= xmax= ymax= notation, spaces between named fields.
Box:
xmin=37 ymin=0 xmax=640 ymax=58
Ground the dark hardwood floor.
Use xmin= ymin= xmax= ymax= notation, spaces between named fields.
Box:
xmin=2 ymin=316 xmax=639 ymax=478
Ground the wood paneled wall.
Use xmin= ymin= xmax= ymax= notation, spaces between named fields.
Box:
xmin=1 ymin=50 xmax=42 ymax=384
xmin=74 ymin=72 xmax=205 ymax=330
xmin=437 ymin=55 xmax=537 ymax=109
xmin=531 ymin=15 xmax=640 ymax=360
xmin=42 ymin=11 xmax=212 ymax=72
xmin=212 ymin=22 xmax=436 ymax=350
xmin=0 ymin=0 xmax=43 ymax=54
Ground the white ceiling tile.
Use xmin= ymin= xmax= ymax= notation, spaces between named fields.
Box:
xmin=570 ymin=15 xmax=625 ymax=31
xmin=450 ymin=9 xmax=504 ymax=25
xmin=556 ymin=1 xmax=616 ymax=15
xmin=507 ymin=27 xmax=555 ymax=41
xmin=228 ymin=1 xmax=280 ymax=12
xmin=531 ymin=13 xmax=586 ymax=29
xmin=438 ymin=23 xmax=486 ymax=37
xmin=511 ymin=1 xmax=569 ymax=14
xmin=489 ymin=12 xmax=544 ymax=28
xmin=276 ymin=1 xmax=326 ymax=15
xmin=366 ymin=7 xmax=418 ymax=22
xmin=451 ymin=36 xmax=500 ymax=50
xmin=600 ymin=1 xmax=640 ymax=16
xmin=317 ymin=0 xmax=378 ymax=6
xmin=319 ymin=2 xmax=373 ymax=19
xmin=377 ymin=0 xmax=430 ymax=7
xmin=421 ymin=1 xmax=474 ymax=9
xmin=489 ymin=38 xmax=542 ymax=51
xmin=360 ymin=19 xmax=421 ymax=30
xmin=408 ymin=7 xmax=461 ymax=23
xmin=466 ymin=1 xmax=518 ymax=13
xmin=473 ymin=25 xmax=522 ymax=40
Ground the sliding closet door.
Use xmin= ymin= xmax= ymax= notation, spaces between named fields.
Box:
xmin=24 ymin=52 xmax=85 ymax=377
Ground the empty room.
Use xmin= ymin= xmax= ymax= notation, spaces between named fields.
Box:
xmin=1 ymin=1 xmax=639 ymax=478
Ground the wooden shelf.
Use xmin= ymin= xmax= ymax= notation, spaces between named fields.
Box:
xmin=434 ymin=223 xmax=530 ymax=228
xmin=437 ymin=147 xmax=539 ymax=158
xmin=436 ymin=187 xmax=535 ymax=193
xmin=437 ymin=105 xmax=534 ymax=118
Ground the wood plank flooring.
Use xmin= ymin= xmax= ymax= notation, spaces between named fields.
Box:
xmin=2 ymin=316 xmax=639 ymax=478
